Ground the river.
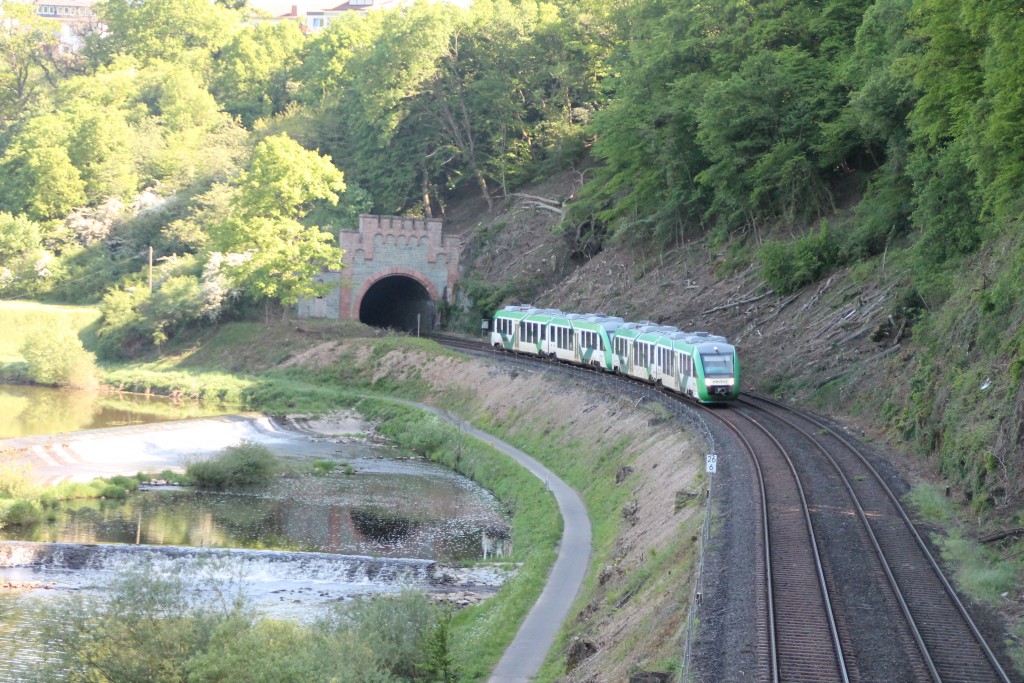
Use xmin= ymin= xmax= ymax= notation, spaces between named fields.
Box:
xmin=0 ymin=385 xmax=513 ymax=681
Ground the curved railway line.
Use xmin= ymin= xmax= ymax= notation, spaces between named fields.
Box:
xmin=729 ymin=395 xmax=1012 ymax=683
xmin=427 ymin=332 xmax=1016 ymax=682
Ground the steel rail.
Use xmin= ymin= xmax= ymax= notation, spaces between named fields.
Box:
xmin=742 ymin=393 xmax=1012 ymax=683
xmin=710 ymin=410 xmax=780 ymax=683
xmin=714 ymin=407 xmax=850 ymax=683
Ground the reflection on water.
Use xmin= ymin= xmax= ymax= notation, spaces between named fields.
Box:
xmin=0 ymin=384 xmax=225 ymax=439
xmin=0 ymin=457 xmax=509 ymax=563
xmin=0 ymin=391 xmax=515 ymax=679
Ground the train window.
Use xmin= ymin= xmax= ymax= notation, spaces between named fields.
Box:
xmin=701 ymin=353 xmax=734 ymax=377
xmin=541 ymin=325 xmax=546 ymax=341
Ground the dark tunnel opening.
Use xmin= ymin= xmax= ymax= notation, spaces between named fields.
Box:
xmin=359 ymin=275 xmax=436 ymax=332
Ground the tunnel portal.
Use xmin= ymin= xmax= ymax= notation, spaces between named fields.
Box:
xmin=358 ymin=275 xmax=436 ymax=332
xmin=295 ymin=215 xmax=459 ymax=326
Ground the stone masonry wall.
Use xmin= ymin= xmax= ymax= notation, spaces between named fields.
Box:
xmin=297 ymin=214 xmax=460 ymax=320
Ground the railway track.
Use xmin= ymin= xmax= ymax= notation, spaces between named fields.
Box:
xmin=713 ymin=405 xmax=850 ymax=683
xmin=425 ymin=332 xmax=1015 ymax=682
xmin=734 ymin=394 xmax=1012 ymax=683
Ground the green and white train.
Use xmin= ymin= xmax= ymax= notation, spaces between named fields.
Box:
xmin=490 ymin=305 xmax=740 ymax=403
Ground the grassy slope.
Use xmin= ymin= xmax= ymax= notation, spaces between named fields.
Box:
xmin=2 ymin=303 xmax=701 ymax=680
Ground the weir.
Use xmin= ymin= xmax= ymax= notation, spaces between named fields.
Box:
xmin=0 ymin=541 xmax=437 ymax=588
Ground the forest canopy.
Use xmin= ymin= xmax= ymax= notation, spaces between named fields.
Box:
xmin=0 ymin=0 xmax=1021 ymax=351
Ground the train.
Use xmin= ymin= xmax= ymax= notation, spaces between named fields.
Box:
xmin=488 ymin=305 xmax=740 ymax=403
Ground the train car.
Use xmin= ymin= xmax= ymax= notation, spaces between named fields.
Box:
xmin=611 ymin=322 xmax=655 ymax=375
xmin=541 ymin=311 xmax=583 ymax=362
xmin=633 ymin=325 xmax=680 ymax=383
xmin=491 ymin=305 xmax=534 ymax=350
xmin=571 ymin=314 xmax=624 ymax=370
xmin=512 ymin=308 xmax=562 ymax=356
xmin=670 ymin=333 xmax=740 ymax=403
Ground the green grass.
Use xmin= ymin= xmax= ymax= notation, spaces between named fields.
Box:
xmin=355 ymin=399 xmax=561 ymax=679
xmin=906 ymin=483 xmax=955 ymax=525
xmin=0 ymin=468 xmax=143 ymax=528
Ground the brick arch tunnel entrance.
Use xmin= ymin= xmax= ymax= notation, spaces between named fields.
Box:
xmin=358 ymin=274 xmax=436 ymax=332
xmin=297 ymin=215 xmax=460 ymax=329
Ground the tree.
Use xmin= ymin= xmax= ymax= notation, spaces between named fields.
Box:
xmin=0 ymin=2 xmax=67 ymax=127
xmin=0 ymin=212 xmax=48 ymax=295
xmin=86 ymin=0 xmax=241 ymax=66
xmin=210 ymin=22 xmax=305 ymax=128
xmin=0 ymin=114 xmax=88 ymax=220
xmin=20 ymin=324 xmax=98 ymax=389
xmin=209 ymin=134 xmax=347 ymax=307
xmin=696 ymin=47 xmax=839 ymax=230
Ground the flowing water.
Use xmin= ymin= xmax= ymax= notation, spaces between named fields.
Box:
xmin=0 ymin=385 xmax=513 ymax=680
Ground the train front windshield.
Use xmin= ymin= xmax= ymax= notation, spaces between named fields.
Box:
xmin=700 ymin=353 xmax=734 ymax=377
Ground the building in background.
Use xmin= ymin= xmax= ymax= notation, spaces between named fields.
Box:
xmin=31 ymin=0 xmax=100 ymax=52
xmin=249 ymin=0 xmax=471 ymax=33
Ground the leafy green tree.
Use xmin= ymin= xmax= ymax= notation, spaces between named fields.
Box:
xmin=96 ymin=285 xmax=153 ymax=359
xmin=34 ymin=559 xmax=251 ymax=683
xmin=20 ymin=324 xmax=98 ymax=389
xmin=187 ymin=619 xmax=393 ymax=683
xmin=86 ymin=0 xmax=241 ymax=66
xmin=0 ymin=212 xmax=46 ymax=295
xmin=210 ymin=22 xmax=305 ymax=127
xmin=696 ymin=47 xmax=839 ymax=230
xmin=143 ymin=274 xmax=206 ymax=348
xmin=209 ymin=134 xmax=346 ymax=307
xmin=0 ymin=2 xmax=66 ymax=127
xmin=0 ymin=212 xmax=42 ymax=263
xmin=575 ymin=0 xmax=717 ymax=245
xmin=0 ymin=114 xmax=88 ymax=220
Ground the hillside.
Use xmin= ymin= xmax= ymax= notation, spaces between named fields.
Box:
xmin=446 ymin=169 xmax=1024 ymax=675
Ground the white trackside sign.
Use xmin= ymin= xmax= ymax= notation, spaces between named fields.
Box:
xmin=706 ymin=453 xmax=717 ymax=473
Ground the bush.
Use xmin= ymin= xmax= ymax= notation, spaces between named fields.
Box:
xmin=99 ymin=484 xmax=130 ymax=500
xmin=311 ymin=459 xmax=339 ymax=476
xmin=3 ymin=499 xmax=44 ymax=526
xmin=20 ymin=323 xmax=98 ymax=389
xmin=0 ymin=460 xmax=37 ymax=499
xmin=759 ymin=223 xmax=842 ymax=294
xmin=188 ymin=441 xmax=278 ymax=490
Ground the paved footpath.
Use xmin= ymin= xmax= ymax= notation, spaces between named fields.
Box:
xmin=416 ymin=405 xmax=593 ymax=682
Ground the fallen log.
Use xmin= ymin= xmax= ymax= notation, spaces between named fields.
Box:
xmin=978 ymin=527 xmax=1024 ymax=544
xmin=702 ymin=290 xmax=773 ymax=315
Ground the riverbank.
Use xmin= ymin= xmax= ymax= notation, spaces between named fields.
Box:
xmin=3 ymin=309 xmax=709 ymax=680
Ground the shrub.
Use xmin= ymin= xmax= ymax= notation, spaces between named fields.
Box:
xmin=188 ymin=441 xmax=278 ymax=490
xmin=311 ymin=459 xmax=339 ymax=476
xmin=20 ymin=323 xmax=98 ymax=389
xmin=759 ymin=223 xmax=841 ymax=294
xmin=99 ymin=484 xmax=130 ymax=500
xmin=0 ymin=460 xmax=37 ymax=499
xmin=3 ymin=499 xmax=44 ymax=526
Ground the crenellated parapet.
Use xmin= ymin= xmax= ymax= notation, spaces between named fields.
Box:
xmin=298 ymin=214 xmax=461 ymax=322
